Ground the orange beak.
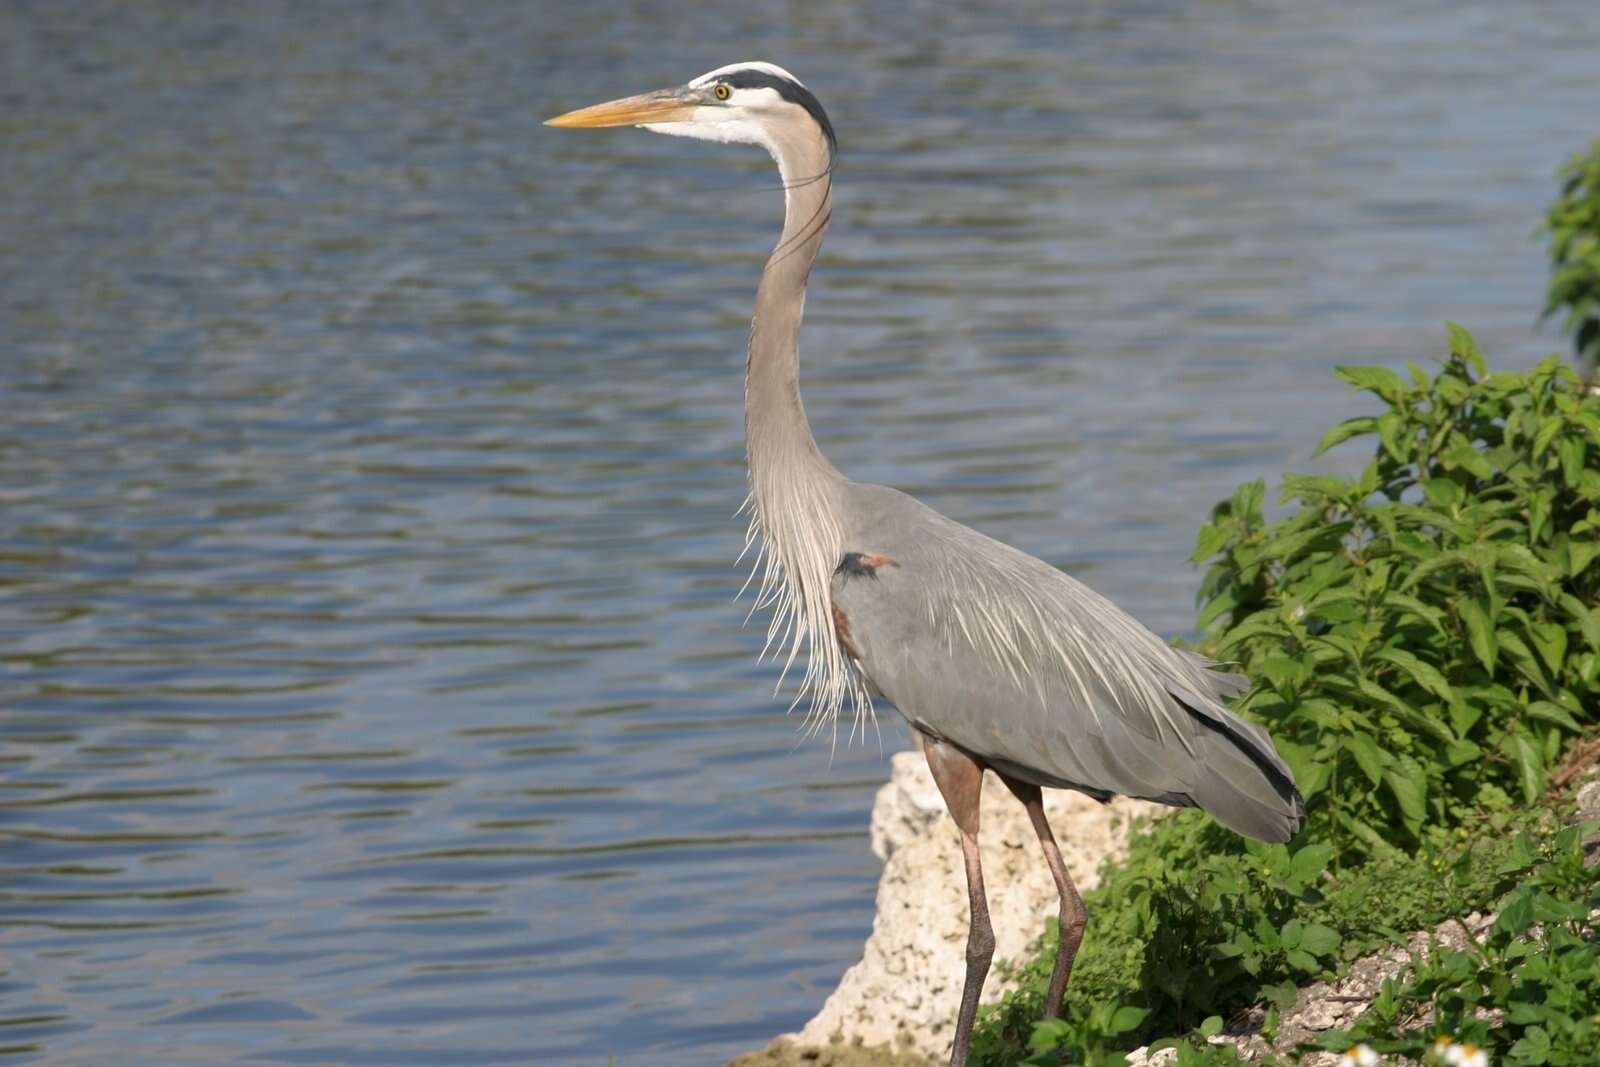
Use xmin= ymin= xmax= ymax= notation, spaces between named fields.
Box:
xmin=545 ymin=88 xmax=697 ymax=129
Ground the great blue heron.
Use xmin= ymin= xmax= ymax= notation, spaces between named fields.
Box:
xmin=548 ymin=62 xmax=1304 ymax=1067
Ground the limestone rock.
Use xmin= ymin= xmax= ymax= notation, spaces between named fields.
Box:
xmin=737 ymin=759 xmax=1600 ymax=1066
xmin=868 ymin=749 xmax=950 ymax=862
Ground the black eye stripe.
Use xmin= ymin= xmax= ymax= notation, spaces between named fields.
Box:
xmin=716 ymin=69 xmax=837 ymax=161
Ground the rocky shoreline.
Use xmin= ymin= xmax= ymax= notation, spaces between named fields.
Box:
xmin=730 ymin=752 xmax=1600 ymax=1067
xmin=731 ymin=748 xmax=1159 ymax=1065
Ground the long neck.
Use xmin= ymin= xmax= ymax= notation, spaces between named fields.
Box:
xmin=745 ymin=129 xmax=838 ymax=494
xmin=742 ymin=119 xmax=861 ymax=730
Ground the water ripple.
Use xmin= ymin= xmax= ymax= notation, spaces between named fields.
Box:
xmin=1 ymin=2 xmax=1593 ymax=1064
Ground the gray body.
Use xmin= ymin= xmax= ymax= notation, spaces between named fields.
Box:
xmin=833 ymin=478 xmax=1301 ymax=842
xmin=547 ymin=62 xmax=1304 ymax=1066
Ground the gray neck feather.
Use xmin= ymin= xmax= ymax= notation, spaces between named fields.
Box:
xmin=741 ymin=117 xmax=868 ymax=736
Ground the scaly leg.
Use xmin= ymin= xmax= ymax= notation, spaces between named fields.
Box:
xmin=921 ymin=733 xmax=993 ymax=1067
xmin=1002 ymin=776 xmax=1087 ymax=1018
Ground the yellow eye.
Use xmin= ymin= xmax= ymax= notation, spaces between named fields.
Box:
xmin=713 ymin=84 xmax=731 ymax=101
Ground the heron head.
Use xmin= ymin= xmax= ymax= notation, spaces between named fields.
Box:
xmin=545 ymin=61 xmax=836 ymax=168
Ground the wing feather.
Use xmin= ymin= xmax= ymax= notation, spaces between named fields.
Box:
xmin=833 ymin=483 xmax=1302 ymax=842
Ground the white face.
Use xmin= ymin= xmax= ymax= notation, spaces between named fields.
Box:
xmin=639 ymin=62 xmax=811 ymax=156
xmin=545 ymin=61 xmax=829 ymax=189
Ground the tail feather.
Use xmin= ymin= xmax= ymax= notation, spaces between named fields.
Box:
xmin=1181 ymin=702 xmax=1304 ymax=843
xmin=1179 ymin=651 xmax=1249 ymax=698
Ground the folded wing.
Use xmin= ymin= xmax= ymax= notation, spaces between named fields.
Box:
xmin=832 ymin=483 xmax=1304 ymax=843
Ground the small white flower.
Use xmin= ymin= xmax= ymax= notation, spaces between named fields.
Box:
xmin=1340 ymin=1044 xmax=1379 ymax=1067
xmin=1439 ymin=1043 xmax=1488 ymax=1067
xmin=1430 ymin=1035 xmax=1455 ymax=1061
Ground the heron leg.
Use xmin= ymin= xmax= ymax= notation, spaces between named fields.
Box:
xmin=1001 ymin=777 xmax=1087 ymax=1019
xmin=921 ymin=733 xmax=993 ymax=1067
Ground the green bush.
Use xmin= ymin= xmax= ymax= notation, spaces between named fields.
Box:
xmin=971 ymin=330 xmax=1600 ymax=1065
xmin=1543 ymin=141 xmax=1600 ymax=371
xmin=1055 ymin=822 xmax=1600 ymax=1067
xmin=1193 ymin=331 xmax=1600 ymax=857
xmin=971 ymin=808 xmax=1549 ymax=1066
xmin=968 ymin=145 xmax=1600 ymax=1062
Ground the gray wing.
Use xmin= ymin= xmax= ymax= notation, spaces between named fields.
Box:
xmin=832 ymin=482 xmax=1303 ymax=844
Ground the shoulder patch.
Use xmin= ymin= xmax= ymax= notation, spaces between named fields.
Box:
xmin=835 ymin=552 xmax=898 ymax=579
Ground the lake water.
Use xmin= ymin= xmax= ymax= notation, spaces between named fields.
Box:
xmin=1 ymin=2 xmax=1595 ymax=1064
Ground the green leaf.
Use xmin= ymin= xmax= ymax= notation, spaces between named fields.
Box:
xmin=1374 ymin=646 xmax=1457 ymax=706
xmin=1494 ymin=887 xmax=1535 ymax=936
xmin=1256 ymin=525 xmax=1342 ymax=563
xmin=1027 ymin=1018 xmax=1071 ymax=1051
xmin=1532 ymin=414 xmax=1566 ymax=458
xmin=1297 ymin=922 xmax=1341 ymax=958
xmin=1381 ymin=591 xmax=1447 ymax=635
xmin=1343 ymin=733 xmax=1387 ymax=786
xmin=1526 ymin=699 xmax=1582 ymax=732
xmin=1313 ymin=417 xmax=1378 ymax=457
xmin=1557 ymin=434 xmax=1586 ymax=488
xmin=1261 ymin=980 xmax=1299 ymax=1010
xmin=1494 ymin=832 xmax=1540 ymax=875
xmin=1497 ymin=628 xmax=1552 ymax=695
xmin=1557 ymin=592 xmax=1600 ymax=651
xmin=1568 ymin=538 xmax=1600 ymax=579
xmin=1193 ymin=521 xmax=1231 ymax=562
xmin=1107 ymin=1005 xmax=1149 ymax=1035
xmin=1196 ymin=587 xmax=1238 ymax=632
xmin=1377 ymin=410 xmax=1409 ymax=463
xmin=1199 ymin=1015 xmax=1224 ymax=1039
xmin=1446 ymin=697 xmax=1483 ymax=739
xmin=1216 ymin=613 xmax=1291 ymax=653
xmin=1356 ymin=676 xmax=1454 ymax=742
xmin=1528 ymin=486 xmax=1552 ymax=543
xmin=1459 ymin=598 xmax=1498 ymax=674
xmin=1357 ymin=459 xmax=1380 ymax=497
xmin=1232 ymin=479 xmax=1266 ymax=525
xmin=1390 ymin=504 xmax=1475 ymax=543
xmin=1509 ymin=733 xmax=1544 ymax=803
xmin=1279 ymin=474 xmax=1350 ymax=503
xmin=1509 ymin=1028 xmax=1553 ymax=1063
xmin=1288 ymin=843 xmax=1335 ymax=887
xmin=1284 ymin=948 xmax=1319 ymax=971
xmin=1335 ymin=364 xmax=1410 ymax=403
xmin=1433 ymin=372 xmax=1470 ymax=407
xmin=1422 ymin=477 xmax=1465 ymax=510
xmin=1383 ymin=768 xmax=1428 ymax=834
xmin=1279 ymin=738 xmax=1331 ymax=802
xmin=1525 ymin=620 xmax=1568 ymax=675
xmin=1495 ymin=543 xmax=1562 ymax=600
xmin=1260 ymin=656 xmax=1307 ymax=697
xmin=1445 ymin=321 xmax=1487 ymax=376
xmin=1444 ymin=445 xmax=1495 ymax=480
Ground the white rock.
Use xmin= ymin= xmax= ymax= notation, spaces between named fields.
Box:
xmin=869 ymin=750 xmax=950 ymax=861
xmin=1575 ymin=777 xmax=1600 ymax=818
